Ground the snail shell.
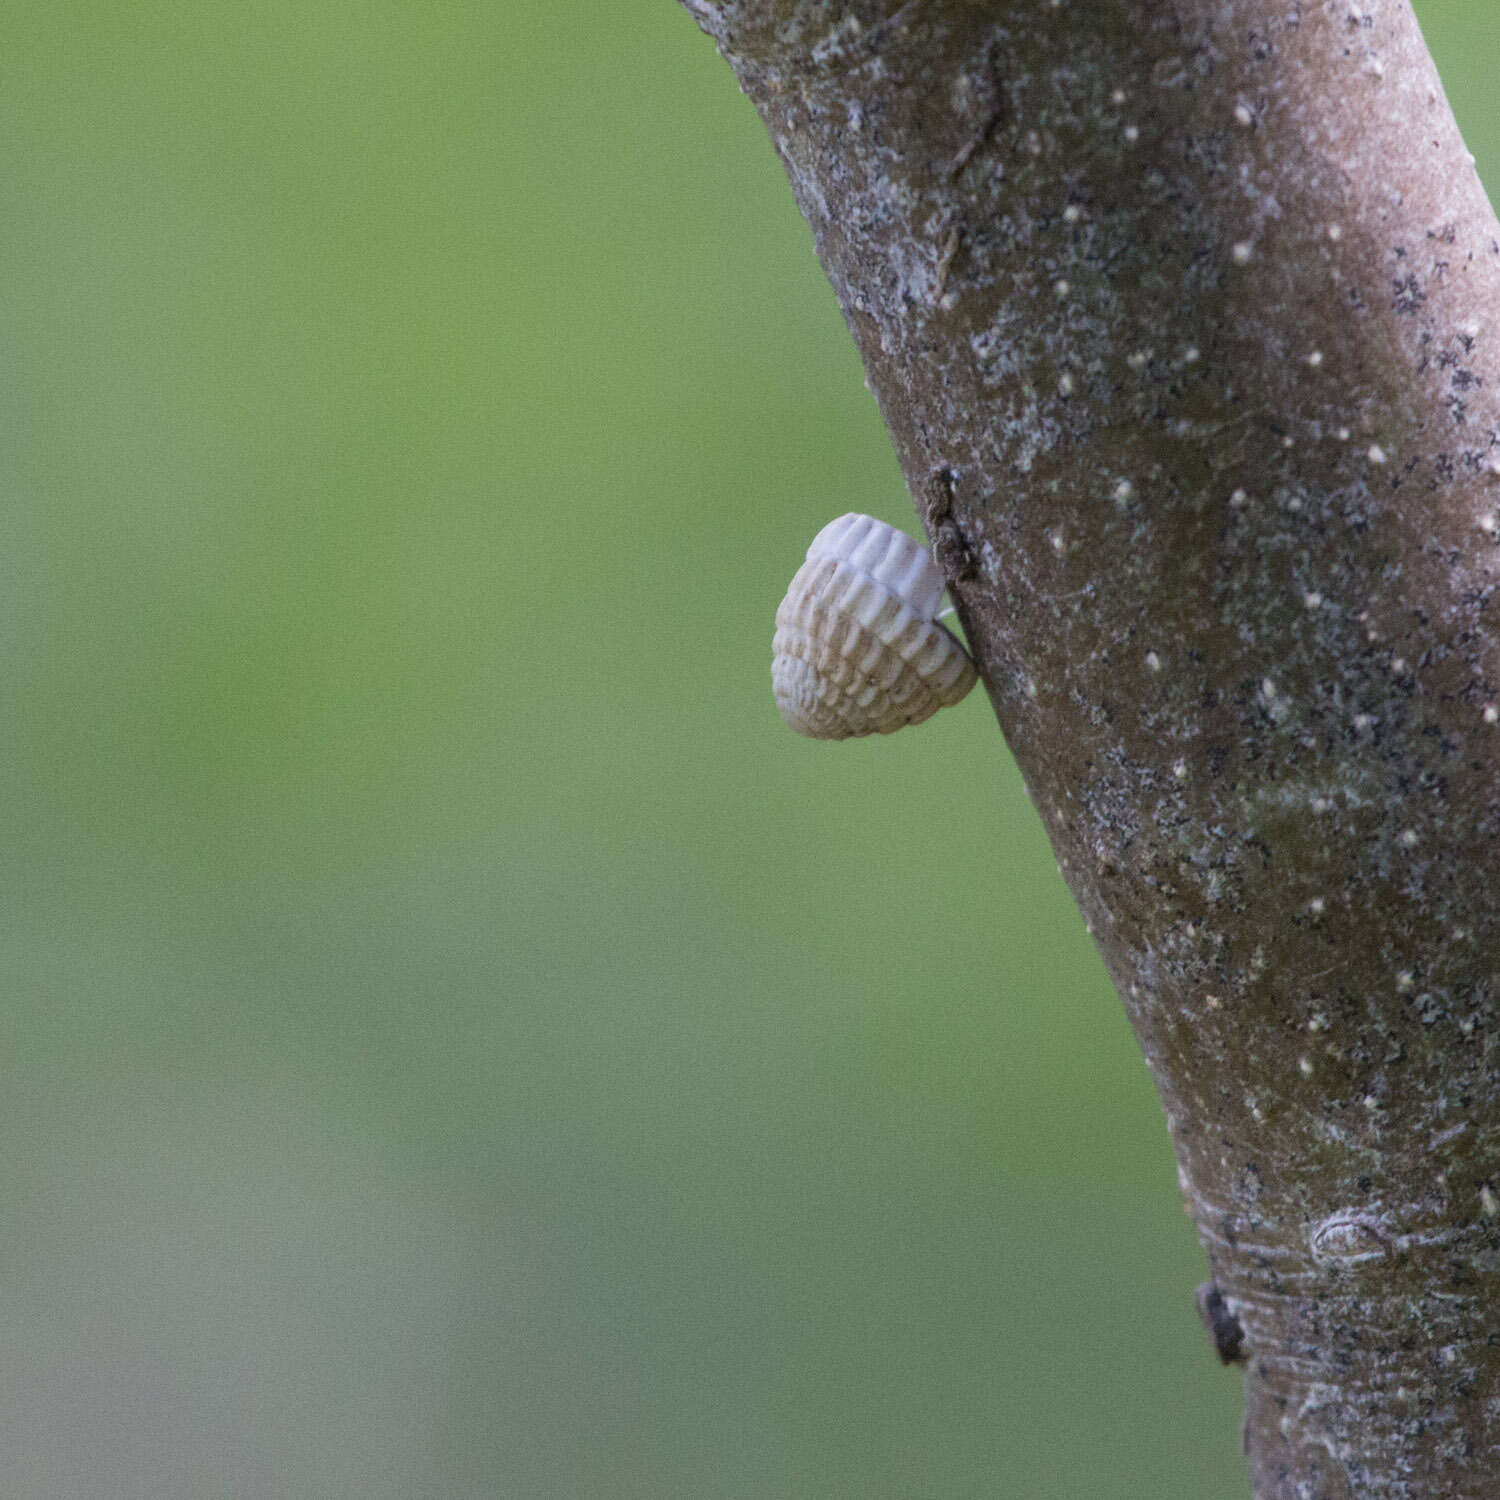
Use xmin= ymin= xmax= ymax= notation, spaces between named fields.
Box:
xmin=772 ymin=513 xmax=978 ymax=739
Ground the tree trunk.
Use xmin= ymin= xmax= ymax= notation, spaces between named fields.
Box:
xmin=679 ymin=1 xmax=1500 ymax=1493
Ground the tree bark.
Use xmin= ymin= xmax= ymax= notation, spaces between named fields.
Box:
xmin=680 ymin=0 xmax=1500 ymax=1493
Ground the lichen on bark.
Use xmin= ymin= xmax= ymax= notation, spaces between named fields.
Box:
xmin=681 ymin=1 xmax=1500 ymax=1494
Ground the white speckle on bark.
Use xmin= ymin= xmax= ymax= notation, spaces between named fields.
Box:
xmin=1145 ymin=651 xmax=1162 ymax=672
xmin=1368 ymin=444 xmax=1388 ymax=465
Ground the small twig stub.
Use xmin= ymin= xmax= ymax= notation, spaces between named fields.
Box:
xmin=1195 ymin=1281 xmax=1247 ymax=1366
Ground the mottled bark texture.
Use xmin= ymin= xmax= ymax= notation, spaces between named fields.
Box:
xmin=682 ymin=0 xmax=1500 ymax=1494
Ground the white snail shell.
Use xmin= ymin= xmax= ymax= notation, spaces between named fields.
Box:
xmin=772 ymin=512 xmax=978 ymax=739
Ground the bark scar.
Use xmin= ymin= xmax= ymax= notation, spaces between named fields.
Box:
xmin=863 ymin=0 xmax=922 ymax=55
xmin=933 ymin=217 xmax=963 ymax=302
xmin=949 ymin=36 xmax=1006 ymax=180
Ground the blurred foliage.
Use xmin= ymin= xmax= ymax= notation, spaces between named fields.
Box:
xmin=1 ymin=2 xmax=1495 ymax=1495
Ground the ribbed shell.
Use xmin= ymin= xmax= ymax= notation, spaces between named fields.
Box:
xmin=772 ymin=513 xmax=978 ymax=739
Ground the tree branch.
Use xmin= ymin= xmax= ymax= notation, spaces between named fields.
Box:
xmin=681 ymin=0 xmax=1500 ymax=1493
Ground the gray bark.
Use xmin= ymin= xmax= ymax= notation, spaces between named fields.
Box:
xmin=679 ymin=1 xmax=1500 ymax=1494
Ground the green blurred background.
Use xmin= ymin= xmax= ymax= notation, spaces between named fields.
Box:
xmin=2 ymin=3 xmax=1494 ymax=1495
